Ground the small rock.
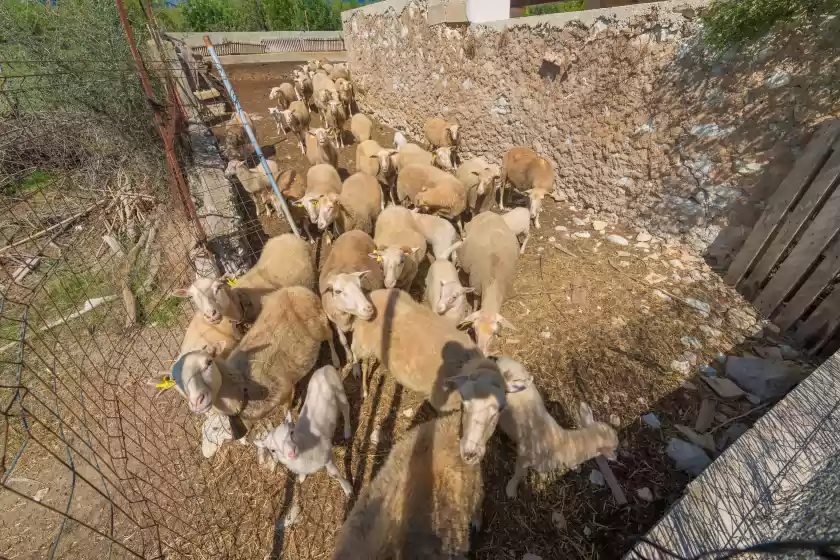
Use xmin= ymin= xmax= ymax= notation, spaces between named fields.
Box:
xmin=33 ymin=488 xmax=49 ymax=502
xmin=666 ymin=438 xmax=711 ymax=476
xmin=681 ymin=336 xmax=702 ymax=350
xmin=779 ymin=344 xmax=799 ymax=359
xmin=573 ymin=231 xmax=591 ymax=239
xmin=680 ymin=380 xmax=697 ymax=391
xmin=573 ymin=217 xmax=588 ymax=227
xmin=609 ymin=413 xmax=621 ymax=427
xmin=689 ymin=269 xmax=704 ymax=282
xmin=671 ymin=360 xmax=691 ymax=375
xmin=668 ymin=259 xmax=684 ymax=269
xmin=555 ymin=225 xmax=568 ymax=232
xmin=636 ymin=487 xmax=654 ymax=502
xmin=682 ymin=351 xmax=699 ymax=366
xmin=727 ymin=307 xmax=756 ymax=330
xmin=725 ymin=356 xmax=798 ymax=400
xmin=636 ymin=242 xmax=651 ymax=249
xmin=695 ymin=399 xmax=716 ymax=433
xmin=617 ymin=251 xmax=632 ymax=257
xmin=641 ymin=412 xmax=661 ymax=428
xmin=699 ymin=325 xmax=723 ymax=339
xmin=552 ymin=511 xmax=567 ymax=530
xmin=589 ymin=469 xmax=606 ymax=486
xmin=619 ymin=261 xmax=630 ymax=268
xmin=765 ymin=70 xmax=792 ymax=89
xmin=652 ymin=289 xmax=672 ymax=302
xmin=724 ymin=422 xmax=749 ymax=441
xmin=698 ymin=364 xmax=718 ymax=377
xmin=675 ymin=424 xmax=716 ymax=453
xmin=540 ymin=330 xmax=552 ymax=339
xmin=702 ymin=376 xmax=746 ymax=399
xmin=611 ymin=317 xmax=627 ymax=327
xmin=606 ymin=234 xmax=630 ymax=246
xmin=637 ymin=231 xmax=652 ymax=242
xmin=754 ymin=346 xmax=783 ymax=361
xmin=370 ymin=424 xmax=381 ymax=444
xmin=583 ymin=526 xmax=592 ymax=537
xmin=745 ymin=393 xmax=761 ymax=405
xmin=592 ymin=220 xmax=608 ymax=231
xmin=644 ymin=272 xmax=668 ymax=285
xmin=548 ymin=236 xmax=556 ymax=243
xmin=684 ymin=298 xmax=711 ymax=316
xmin=401 ymin=407 xmax=415 ymax=419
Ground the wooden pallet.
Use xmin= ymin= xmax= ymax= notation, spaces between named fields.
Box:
xmin=725 ymin=120 xmax=840 ymax=353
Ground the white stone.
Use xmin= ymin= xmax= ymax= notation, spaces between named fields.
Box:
xmin=636 ymin=242 xmax=651 ymax=249
xmin=573 ymin=231 xmax=591 ymax=239
xmin=642 ymin=412 xmax=661 ymax=428
xmin=668 ymin=259 xmax=684 ymax=269
xmin=666 ymin=438 xmax=711 ymax=476
xmin=540 ymin=331 xmax=552 ymax=339
xmin=636 ymin=231 xmax=652 ymax=242
xmin=370 ymin=424 xmax=381 ymax=444
xmin=592 ymin=220 xmax=608 ymax=231
xmin=589 ymin=469 xmax=606 ymax=486
xmin=573 ymin=217 xmax=588 ymax=226
xmin=555 ymin=225 xmax=568 ymax=232
xmin=609 ymin=413 xmax=621 ymax=427
xmin=636 ymin=487 xmax=654 ymax=502
xmin=606 ymin=234 xmax=629 ymax=246
xmin=671 ymin=360 xmax=691 ymax=375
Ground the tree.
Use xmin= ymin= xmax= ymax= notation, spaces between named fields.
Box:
xmin=263 ymin=0 xmax=340 ymax=30
xmin=182 ymin=0 xmax=239 ymax=31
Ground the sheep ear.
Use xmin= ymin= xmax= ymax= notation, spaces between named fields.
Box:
xmin=284 ymin=410 xmax=294 ymax=425
xmin=147 ymin=373 xmax=172 ymax=387
xmin=351 ymin=270 xmax=369 ymax=280
xmin=461 ymin=286 xmax=476 ymax=294
xmin=171 ymin=288 xmax=190 ymax=298
xmin=458 ymin=311 xmax=480 ymax=329
xmin=496 ymin=314 xmax=516 ymax=331
xmin=204 ymin=341 xmax=226 ymax=359
xmin=410 ymin=247 xmax=422 ymax=257
xmin=579 ymin=402 xmax=595 ymax=427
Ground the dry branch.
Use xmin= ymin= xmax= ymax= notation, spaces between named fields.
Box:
xmin=0 ymin=200 xmax=106 ymax=255
xmin=119 ymin=228 xmax=151 ymax=329
xmin=102 ymin=234 xmax=125 ymax=258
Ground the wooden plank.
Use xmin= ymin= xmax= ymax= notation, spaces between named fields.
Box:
xmin=725 ymin=121 xmax=840 ymax=286
xmin=775 ymin=236 xmax=840 ymax=331
xmin=741 ymin=140 xmax=840 ymax=298
xmin=754 ymin=186 xmax=840 ymax=316
xmin=794 ymin=286 xmax=840 ymax=352
xmin=194 ymin=88 xmax=221 ymax=101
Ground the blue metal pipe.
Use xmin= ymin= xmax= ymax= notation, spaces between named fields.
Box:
xmin=202 ymin=35 xmax=300 ymax=237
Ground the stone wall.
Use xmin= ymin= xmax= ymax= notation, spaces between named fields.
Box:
xmin=342 ymin=0 xmax=840 ymax=261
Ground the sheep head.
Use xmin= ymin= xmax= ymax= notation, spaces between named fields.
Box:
xmin=377 ymin=149 xmax=397 ymax=175
xmin=299 ymin=194 xmax=320 ymax=223
xmin=316 ymin=192 xmax=340 ymax=231
xmin=224 ymin=159 xmax=244 ymax=178
xmin=322 ymin=271 xmax=374 ymax=320
xmin=490 ymin=355 xmax=535 ymax=394
xmin=445 ymin=357 xmax=507 ymax=464
xmin=459 ymin=310 xmax=516 ymax=356
xmin=447 ymin=124 xmax=460 ymax=144
xmin=578 ymin=402 xmax=619 ymax=461
xmin=280 ymin=109 xmax=297 ymax=129
xmin=147 ymin=343 xmax=226 ymax=414
xmin=370 ymin=246 xmax=420 ymax=289
xmin=255 ymin=410 xmax=299 ymax=462
xmin=269 ymin=86 xmax=282 ymax=100
xmin=313 ymin=127 xmax=330 ymax=147
xmin=433 ymin=147 xmax=455 ymax=171
xmin=435 ymin=280 xmax=473 ymax=315
xmin=477 ymin=167 xmax=499 ymax=196
xmin=172 ymin=276 xmax=240 ymax=324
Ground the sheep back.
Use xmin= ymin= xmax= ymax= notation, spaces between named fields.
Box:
xmin=352 ymin=289 xmax=479 ymax=410
xmin=459 ymin=212 xmax=519 ymax=301
xmin=423 ymin=117 xmax=457 ymax=148
xmin=415 ymin=177 xmax=467 ymax=219
xmin=179 ymin=315 xmax=239 ymax=357
xmin=502 ymin=147 xmax=554 ymax=193
xmin=373 ymin=205 xmax=427 ymax=259
xmin=397 ymin=143 xmax=434 ymax=170
xmin=350 ymin=113 xmax=372 ymax=142
xmin=237 ymin=234 xmax=315 ymax=311
xmin=288 ymin=101 xmax=311 ymax=127
xmin=319 ymin=230 xmax=384 ymax=293
xmin=333 ymin=413 xmax=481 ymax=559
xmin=338 ymin=172 xmax=382 ymax=234
xmin=396 ymin=163 xmax=438 ymax=205
xmin=356 ymin=139 xmax=383 ymax=176
xmin=305 ymin=134 xmax=339 ymax=167
xmin=306 ymin=164 xmax=342 ymax=197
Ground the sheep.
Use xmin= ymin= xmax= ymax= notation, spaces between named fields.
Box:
xmin=176 ymin=313 xmax=240 ymax=359
xmin=499 ymin=147 xmax=555 ymax=228
xmin=224 ymin=158 xmax=293 ymax=217
xmin=148 ymin=286 xmax=338 ymax=428
xmin=305 ymin=128 xmax=339 ymax=168
xmin=410 ymin=208 xmax=458 ymax=262
xmin=277 ymin=101 xmax=311 ymax=155
xmin=318 ymin=230 xmax=384 ymax=364
xmin=335 ymin=77 xmax=355 ymax=116
xmin=396 ymin=163 xmax=460 ymax=207
xmin=372 ymin=205 xmax=426 ymax=290
xmin=457 ymin=157 xmax=501 ymax=217
xmin=391 ymin=143 xmax=456 ymax=172
xmin=393 ymin=130 xmax=408 ymax=150
xmin=223 ymin=111 xmax=253 ymax=159
xmin=293 ymin=71 xmax=313 ymax=107
xmin=255 ymin=365 xmax=352 ymax=496
xmin=423 ymin=117 xmax=460 ymax=153
xmin=356 ymin=139 xmax=397 ymax=206
xmin=324 ymin=100 xmax=348 ymax=148
xmin=351 ymin=288 xmax=478 ymax=403
xmin=492 ymin=356 xmax=619 ymax=498
xmin=312 ymin=73 xmax=338 ymax=113
xmin=300 ymin=163 xmax=342 ymax=224
xmin=329 ymin=63 xmax=350 ymax=81
xmin=267 ymin=106 xmax=288 ymax=136
xmin=333 ymin=358 xmax=508 ymax=559
xmin=424 ymin=259 xmax=473 ymax=326
xmin=350 ymin=113 xmax=372 ymax=142
xmin=273 ymin=169 xmax=316 ymax=241
xmin=317 ymin=172 xmax=382 ymax=236
xmin=269 ymin=83 xmax=296 ymax=110
xmin=172 ymin=234 xmax=315 ymax=327
xmin=501 ymin=207 xmax=531 ymax=254
xmin=414 ymin=180 xmax=468 ymax=230
xmin=444 ymin=211 xmax=519 ymax=355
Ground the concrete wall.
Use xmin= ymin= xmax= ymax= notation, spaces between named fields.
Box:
xmin=342 ymin=0 xmax=840 ymax=260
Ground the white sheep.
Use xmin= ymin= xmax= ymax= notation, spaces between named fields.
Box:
xmin=410 ymin=208 xmax=458 ymax=262
xmin=444 ymin=211 xmax=519 ymax=355
xmin=492 ymin=356 xmax=619 ymax=498
xmin=457 ymin=157 xmax=501 ymax=217
xmin=312 ymin=73 xmax=338 ymax=114
xmin=396 ymin=163 xmax=458 ymax=207
xmin=393 ymin=130 xmax=408 ymax=150
xmin=300 ymin=163 xmax=342 ymax=224
xmin=372 ymin=205 xmax=426 ymax=290
xmin=293 ymin=71 xmax=313 ymax=107
xmin=424 ymin=259 xmax=473 ymax=326
xmin=278 ymin=101 xmax=311 ymax=155
xmin=423 ymin=117 xmax=460 ymax=155
xmin=351 ymin=288 xmax=479 ymax=403
xmin=305 ymin=128 xmax=339 ymax=168
xmin=269 ymin=83 xmax=296 ymax=109
xmin=333 ymin=358 xmax=508 ymax=559
xmin=319 ymin=230 xmax=384 ymax=364
xmin=329 ymin=64 xmax=350 ymax=81
xmin=350 ymin=113 xmax=372 ymax=142
xmin=148 ymin=286 xmax=338 ymax=427
xmin=255 ymin=365 xmax=352 ymax=496
xmin=389 ymin=143 xmax=456 ymax=173
xmin=224 ymin=159 xmax=293 ymax=217
xmin=499 ymin=147 xmax=555 ymax=228
xmin=317 ymin=172 xmax=382 ymax=236
xmin=172 ymin=234 xmax=315 ymax=326
xmin=324 ymin=100 xmax=348 ymax=148
xmin=501 ymin=207 xmax=531 ymax=254
xmin=223 ymin=111 xmax=252 ymax=160
xmin=335 ymin=77 xmax=355 ymax=116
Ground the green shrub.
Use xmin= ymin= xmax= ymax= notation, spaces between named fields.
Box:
xmin=523 ymin=0 xmax=584 ymax=16
xmin=702 ymin=0 xmax=840 ymax=49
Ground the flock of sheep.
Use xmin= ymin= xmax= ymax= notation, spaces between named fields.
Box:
xmin=153 ymin=59 xmax=620 ymax=558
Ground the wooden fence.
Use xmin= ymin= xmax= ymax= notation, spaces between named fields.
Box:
xmin=726 ymin=120 xmax=840 ymax=354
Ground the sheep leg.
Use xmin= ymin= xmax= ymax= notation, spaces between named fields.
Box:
xmin=327 ymin=334 xmax=340 ymax=369
xmin=325 ymin=455 xmax=353 ymax=496
xmin=390 ymin=183 xmax=399 ymax=207
xmin=337 ymin=328 xmax=353 ymax=366
xmin=505 ymin=458 xmax=530 ymax=499
xmin=498 ymin=181 xmax=507 ymax=210
xmin=298 ymin=473 xmax=307 ymax=484
xmin=336 ymin=382 xmax=352 ymax=441
xmin=519 ymin=232 xmax=530 ymax=254
xmin=362 ymin=358 xmax=371 ymax=399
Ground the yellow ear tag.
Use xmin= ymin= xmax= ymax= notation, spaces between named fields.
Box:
xmin=431 ymin=153 xmax=436 ymax=160
xmin=226 ymin=277 xmax=237 ymax=287
xmin=312 ymin=200 xmax=318 ymax=206
xmin=156 ymin=376 xmax=176 ymax=389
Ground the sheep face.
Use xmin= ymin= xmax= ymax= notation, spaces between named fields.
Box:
xmin=324 ymin=272 xmax=374 ymax=320
xmin=448 ymin=124 xmax=460 ymax=145
xmin=435 ymin=280 xmax=473 ymax=315
xmin=269 ymin=86 xmax=281 ymax=100
xmin=578 ymin=402 xmax=619 ymax=460
xmin=224 ymin=160 xmax=244 ymax=179
xmin=460 ymin=311 xmax=516 ymax=356
xmin=446 ymin=366 xmax=506 ymax=464
xmin=377 ymin=149 xmax=396 ymax=174
xmin=371 ymin=246 xmax=419 ymax=289
xmin=257 ymin=411 xmax=299 ymax=461
xmin=478 ymin=167 xmax=499 ymax=195
xmin=314 ymin=128 xmax=330 ymax=147
xmin=491 ymin=355 xmax=534 ymax=394
xmin=299 ymin=195 xmax=320 ymax=223
xmin=148 ymin=346 xmax=224 ymax=414
xmin=433 ymin=147 xmax=455 ymax=171
xmin=172 ymin=277 xmax=235 ymax=324
xmin=316 ymin=193 xmax=340 ymax=231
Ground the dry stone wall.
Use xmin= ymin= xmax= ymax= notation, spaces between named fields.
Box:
xmin=343 ymin=0 xmax=840 ymax=262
